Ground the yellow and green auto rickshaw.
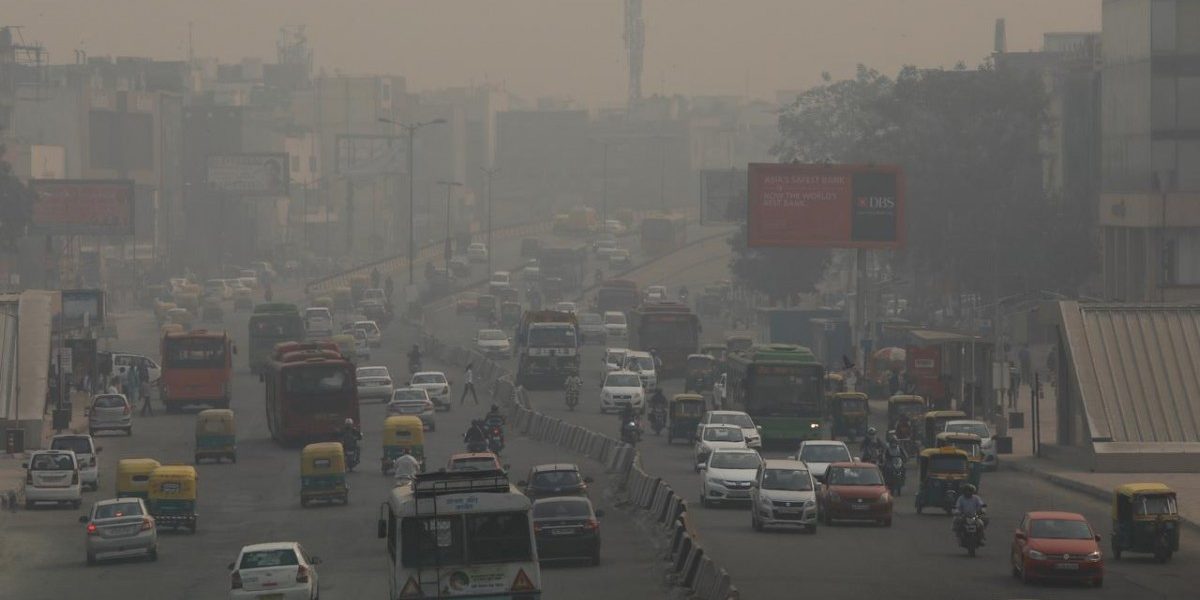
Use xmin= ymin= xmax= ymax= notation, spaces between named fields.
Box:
xmin=725 ymin=334 xmax=755 ymax=356
xmin=699 ymin=344 xmax=727 ymax=370
xmin=300 ymin=442 xmax=349 ymax=507
xmin=922 ymin=410 xmax=967 ymax=449
xmin=147 ymin=465 xmax=198 ymax=533
xmin=684 ymin=354 xmax=718 ymax=393
xmin=915 ymin=447 xmax=971 ymax=515
xmin=830 ymin=392 xmax=870 ymax=440
xmin=667 ymin=394 xmax=707 ymax=444
xmin=381 ymin=416 xmax=426 ymax=475
xmin=194 ymin=409 xmax=236 ymax=464
xmin=1112 ymin=483 xmax=1180 ymax=562
xmin=935 ymin=431 xmax=983 ymax=487
xmin=115 ymin=458 xmax=161 ymax=500
xmin=825 ymin=372 xmax=847 ymax=403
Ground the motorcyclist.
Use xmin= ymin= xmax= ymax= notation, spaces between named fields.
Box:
xmin=648 ymin=387 xmax=668 ymax=412
xmin=894 ymin=414 xmax=913 ymax=442
xmin=953 ymin=484 xmax=988 ymax=544
xmin=340 ymin=418 xmax=363 ymax=467
xmin=564 ymin=374 xmax=583 ymax=405
xmin=407 ymin=344 xmax=422 ymax=371
xmin=392 ymin=448 xmax=421 ymax=486
xmin=860 ymin=427 xmax=884 ymax=462
xmin=484 ymin=404 xmax=506 ymax=431
xmin=678 ymin=285 xmax=689 ymax=302
xmin=884 ymin=432 xmax=908 ymax=463
xmin=464 ymin=419 xmax=488 ymax=450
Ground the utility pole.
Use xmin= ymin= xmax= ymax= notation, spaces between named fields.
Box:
xmin=378 ymin=117 xmax=446 ymax=285
xmin=601 ymin=143 xmax=609 ymax=230
xmin=481 ymin=167 xmax=499 ymax=276
xmin=436 ymin=180 xmax=463 ymax=269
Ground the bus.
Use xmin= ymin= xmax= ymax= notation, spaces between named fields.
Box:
xmin=595 ymin=279 xmax=640 ymax=314
xmin=725 ymin=344 xmax=826 ymax=448
xmin=248 ymin=303 xmax=304 ymax=373
xmin=538 ymin=245 xmax=587 ymax=289
xmin=379 ymin=470 xmax=541 ymax=599
xmin=263 ymin=346 xmax=359 ymax=444
xmin=628 ymin=302 xmax=700 ymax=378
xmin=160 ymin=329 xmax=234 ymax=411
xmin=640 ymin=214 xmax=687 ymax=255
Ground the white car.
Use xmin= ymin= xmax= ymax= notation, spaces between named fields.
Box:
xmin=229 ymin=542 xmax=321 ymax=600
xmin=698 ymin=411 xmax=762 ymax=449
xmin=388 ymin=388 xmax=436 ymax=431
xmin=410 ymin=371 xmax=452 ymax=411
xmin=205 ymin=278 xmax=232 ymax=300
xmin=467 ymin=243 xmax=489 ymax=262
xmin=603 ymin=311 xmax=627 ymax=339
xmin=352 ymin=329 xmax=371 ymax=361
xmin=50 ymin=434 xmax=100 ymax=491
xmin=489 ymin=271 xmax=511 ymax=289
xmin=750 ymin=459 xmax=819 ymax=532
xmin=23 ymin=449 xmax=82 ymax=509
xmin=605 ymin=219 xmax=626 ymax=236
xmin=599 ymin=371 xmax=645 ymax=414
xmin=554 ymin=301 xmax=578 ymax=315
xmin=355 ymin=366 xmax=394 ymax=402
xmin=106 ymin=352 xmax=161 ymax=385
xmin=694 ymin=425 xmax=748 ymax=471
xmin=577 ymin=312 xmax=607 ymax=345
xmin=353 ymin=320 xmax=382 ymax=348
xmin=698 ymin=448 xmax=762 ymax=507
xmin=475 ymin=329 xmax=512 ymax=358
xmin=603 ymin=348 xmax=629 ymax=373
xmin=791 ymin=440 xmax=853 ymax=483
xmin=644 ymin=285 xmax=668 ymax=304
xmin=623 ymin=350 xmax=658 ymax=389
xmin=945 ymin=419 xmax=999 ymax=470
xmin=304 ymin=307 xmax=333 ymax=338
xmin=711 ymin=373 xmax=727 ymax=409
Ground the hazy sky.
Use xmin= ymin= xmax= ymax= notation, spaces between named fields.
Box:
xmin=8 ymin=0 xmax=1100 ymax=105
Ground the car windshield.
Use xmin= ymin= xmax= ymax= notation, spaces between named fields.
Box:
xmin=710 ymin=413 xmax=755 ymax=428
xmin=606 ymin=352 xmax=627 ymax=364
xmin=478 ymin=330 xmax=507 ymax=341
xmin=240 ymin=549 xmax=300 ymax=569
xmin=51 ymin=437 xmax=92 ymax=455
xmin=94 ymin=501 xmax=143 ymax=519
xmin=709 ymin=452 xmax=761 ymax=469
xmin=703 ymin=427 xmax=744 ymax=442
xmin=579 ymin=313 xmax=602 ymax=325
xmin=450 ymin=457 xmax=497 ymax=471
xmin=31 ymin=454 xmax=75 ymax=470
xmin=826 ymin=467 xmax=885 ymax=486
xmin=763 ymin=469 xmax=814 ymax=491
xmin=529 ymin=326 xmax=576 ymax=347
xmin=356 ymin=322 xmax=379 ymax=333
xmin=92 ymin=395 xmax=127 ymax=409
xmin=531 ymin=470 xmax=582 ymax=488
xmin=358 ymin=367 xmax=388 ymax=378
xmin=627 ymin=356 xmax=655 ymax=371
xmin=412 ymin=374 xmax=446 ymax=385
xmin=606 ymin=374 xmax=641 ymax=387
xmin=1029 ymin=519 xmax=1094 ymax=540
xmin=392 ymin=389 xmax=428 ymax=401
xmin=799 ymin=445 xmax=851 ymax=463
xmin=946 ymin=422 xmax=990 ymax=438
xmin=533 ymin=500 xmax=592 ymax=519
xmin=605 ymin=313 xmax=626 ymax=325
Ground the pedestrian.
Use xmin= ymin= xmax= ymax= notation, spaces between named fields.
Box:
xmin=385 ymin=275 xmax=395 ymax=300
xmin=1018 ymin=344 xmax=1032 ymax=387
xmin=460 ymin=363 xmax=479 ymax=405
xmin=1007 ymin=361 xmax=1020 ymax=409
xmin=371 ymin=267 xmax=382 ymax=290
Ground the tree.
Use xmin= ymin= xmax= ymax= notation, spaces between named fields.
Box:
xmin=728 ymin=223 xmax=829 ymax=304
xmin=0 ymin=145 xmax=35 ymax=251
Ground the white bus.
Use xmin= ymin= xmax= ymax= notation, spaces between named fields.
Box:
xmin=379 ymin=470 xmax=542 ymax=599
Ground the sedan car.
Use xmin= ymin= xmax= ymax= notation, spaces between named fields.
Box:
xmin=699 ymin=448 xmax=762 ymax=507
xmin=519 ymin=463 xmax=592 ymax=500
xmin=87 ymin=393 xmax=132 ymax=436
xmin=792 ymin=440 xmax=853 ymax=483
xmin=447 ymin=452 xmax=503 ymax=473
xmin=475 ymin=328 xmax=512 ymax=358
xmin=608 ymin=249 xmax=632 ymax=269
xmin=945 ymin=419 xmax=998 ymax=470
xmin=599 ymin=371 xmax=645 ymax=414
xmin=751 ymin=459 xmax=819 ymax=532
xmin=577 ymin=312 xmax=607 ymax=345
xmin=353 ymin=320 xmax=382 ymax=348
xmin=409 ymin=371 xmax=451 ymax=411
xmin=694 ymin=425 xmax=748 ymax=471
xmin=817 ymin=462 xmax=892 ymax=526
xmin=230 ymin=542 xmax=321 ymax=600
xmin=355 ymin=366 xmax=394 ymax=402
xmin=554 ymin=301 xmax=578 ymax=315
xmin=81 ymin=497 xmax=157 ymax=564
xmin=533 ymin=496 xmax=604 ymax=566
xmin=1011 ymin=511 xmax=1104 ymax=587
xmin=387 ymin=388 xmax=437 ymax=431
xmin=467 ymin=242 xmax=489 ymax=262
xmin=698 ymin=410 xmax=762 ymax=449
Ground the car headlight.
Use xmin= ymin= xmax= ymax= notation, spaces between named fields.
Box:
xmin=1086 ymin=551 xmax=1102 ymax=562
xmin=878 ymin=492 xmax=891 ymax=503
xmin=1028 ymin=549 xmax=1046 ymax=560
xmin=809 ymin=423 xmax=820 ymax=429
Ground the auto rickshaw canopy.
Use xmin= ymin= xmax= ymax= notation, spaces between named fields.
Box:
xmin=195 ymin=408 xmax=236 ymax=435
xmin=302 ymin=442 xmax=347 ymax=473
xmin=670 ymin=394 xmax=706 ymax=417
xmin=383 ymin=416 xmax=426 ymax=446
xmin=148 ymin=465 xmax=198 ymax=499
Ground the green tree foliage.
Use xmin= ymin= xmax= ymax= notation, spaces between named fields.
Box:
xmin=0 ymin=145 xmax=35 ymax=251
xmin=728 ymin=223 xmax=829 ymax=304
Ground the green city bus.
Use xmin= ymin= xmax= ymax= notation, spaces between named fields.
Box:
xmin=248 ymin=303 xmax=304 ymax=373
xmin=725 ymin=344 xmax=826 ymax=448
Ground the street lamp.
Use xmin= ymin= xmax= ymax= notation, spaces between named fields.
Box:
xmin=377 ymin=117 xmax=447 ymax=285
xmin=436 ymin=180 xmax=463 ymax=268
xmin=481 ymin=167 xmax=499 ymax=276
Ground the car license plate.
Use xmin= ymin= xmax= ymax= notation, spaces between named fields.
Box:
xmin=851 ymin=504 xmax=869 ymax=511
xmin=1055 ymin=563 xmax=1079 ymax=570
xmin=551 ymin=528 xmax=574 ymax=536
xmin=113 ymin=525 xmax=139 ymax=535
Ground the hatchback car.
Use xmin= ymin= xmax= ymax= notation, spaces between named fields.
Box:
xmin=599 ymin=371 xmax=645 ymax=414
xmin=50 ymin=434 xmax=100 ymax=491
xmin=409 ymin=372 xmax=451 ymax=411
xmin=1011 ymin=511 xmax=1104 ymax=587
xmin=303 ymin=307 xmax=333 ymax=338
xmin=602 ymin=311 xmax=627 ymax=339
xmin=576 ymin=312 xmax=607 ymax=345
xmin=694 ymin=425 xmax=748 ymax=470
xmin=945 ymin=419 xmax=999 ymax=470
xmin=387 ymin=388 xmax=437 ymax=431
xmin=353 ymin=320 xmax=382 ymax=348
xmin=520 ymin=464 xmax=592 ymax=500
xmin=87 ymin=393 xmax=133 ymax=436
xmin=792 ymin=440 xmax=853 ymax=483
xmin=623 ymin=351 xmax=658 ymax=389
xmin=355 ymin=366 xmax=394 ymax=402
xmin=81 ymin=497 xmax=157 ymax=564
xmin=351 ymin=328 xmax=371 ymax=361
xmin=608 ymin=249 xmax=632 ymax=269
xmin=817 ymin=462 xmax=892 ymax=526
xmin=699 ymin=448 xmax=762 ymax=507
xmin=751 ymin=459 xmax=819 ymax=532
xmin=23 ymin=450 xmax=82 ymax=509
xmin=533 ymin=496 xmax=604 ymax=565
xmin=698 ymin=411 xmax=762 ymax=449
xmin=230 ymin=542 xmax=321 ymax=600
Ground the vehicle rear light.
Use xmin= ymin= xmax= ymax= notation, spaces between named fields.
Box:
xmin=584 ymin=519 xmax=600 ymax=531
xmin=384 ymin=380 xmax=391 ymax=386
xmin=140 ymin=518 xmax=154 ymax=531
xmin=71 ymin=472 xmax=79 ymax=485
xmin=25 ymin=472 xmax=32 ymax=484
xmin=86 ymin=522 xmax=97 ymax=535
xmin=231 ymin=571 xmax=243 ymax=589
xmin=296 ymin=565 xmax=310 ymax=583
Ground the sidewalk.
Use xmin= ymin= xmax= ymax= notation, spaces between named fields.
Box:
xmin=0 ymin=390 xmax=90 ymax=509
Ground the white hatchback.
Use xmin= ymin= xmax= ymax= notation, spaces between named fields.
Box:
xmin=599 ymin=371 xmax=645 ymax=414
xmin=694 ymin=425 xmax=748 ymax=472
xmin=698 ymin=448 xmax=762 ymax=507
xmin=230 ymin=542 xmax=321 ymax=600
xmin=23 ymin=450 xmax=82 ymax=509
xmin=603 ymin=311 xmax=627 ymax=339
xmin=792 ymin=440 xmax=853 ymax=483
xmin=697 ymin=410 xmax=762 ymax=449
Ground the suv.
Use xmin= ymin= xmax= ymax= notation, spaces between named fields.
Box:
xmin=750 ymin=459 xmax=818 ymax=532
xmin=23 ymin=450 xmax=83 ymax=509
xmin=577 ymin=313 xmax=607 ymax=345
xmin=50 ymin=434 xmax=100 ymax=491
xmin=88 ymin=393 xmax=133 ymax=436
xmin=519 ymin=463 xmax=592 ymax=499
xmin=304 ymin=307 xmax=333 ymax=338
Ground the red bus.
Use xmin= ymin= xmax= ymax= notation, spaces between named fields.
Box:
xmin=628 ymin=303 xmax=700 ymax=378
xmin=160 ymin=330 xmax=234 ymax=411
xmin=264 ymin=347 xmax=359 ymax=445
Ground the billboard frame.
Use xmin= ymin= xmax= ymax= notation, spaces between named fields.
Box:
xmin=205 ymin=152 xmax=290 ymax=196
xmin=28 ymin=179 xmax=135 ymax=236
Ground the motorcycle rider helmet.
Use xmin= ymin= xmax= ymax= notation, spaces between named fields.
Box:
xmin=867 ymin=427 xmax=877 ymax=436
xmin=962 ymin=484 xmax=977 ymax=496
xmin=344 ymin=418 xmax=355 ymax=427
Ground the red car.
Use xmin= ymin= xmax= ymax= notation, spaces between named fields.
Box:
xmin=1011 ymin=511 xmax=1104 ymax=587
xmin=816 ymin=462 xmax=892 ymax=526
xmin=446 ymin=452 xmax=503 ymax=473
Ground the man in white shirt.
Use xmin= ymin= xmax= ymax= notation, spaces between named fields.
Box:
xmin=460 ymin=363 xmax=479 ymax=405
xmin=392 ymin=449 xmax=421 ymax=487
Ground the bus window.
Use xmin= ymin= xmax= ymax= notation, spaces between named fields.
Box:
xmin=401 ymin=517 xmax=465 ymax=567
xmin=467 ymin=512 xmax=533 ymax=564
xmin=163 ymin=338 xmax=227 ymax=368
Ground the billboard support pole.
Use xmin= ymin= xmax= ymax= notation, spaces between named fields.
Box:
xmin=853 ymin=248 xmax=866 ymax=378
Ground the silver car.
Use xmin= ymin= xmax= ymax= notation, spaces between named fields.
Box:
xmin=80 ymin=497 xmax=157 ymax=564
xmin=387 ymin=388 xmax=436 ymax=431
xmin=87 ymin=394 xmax=132 ymax=436
xmin=355 ymin=366 xmax=395 ymax=402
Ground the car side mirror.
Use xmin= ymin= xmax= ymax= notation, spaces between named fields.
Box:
xmin=756 ymin=425 xmax=763 ymax=431
xmin=227 ymin=562 xmax=236 ymax=570
xmin=78 ymin=515 xmax=89 ymax=524
xmin=584 ymin=477 xmax=594 ymax=484
xmin=1014 ymin=531 xmax=1026 ymax=542
xmin=697 ymin=463 xmax=707 ymax=470
xmin=518 ymin=480 xmax=528 ymax=487
xmin=1094 ymin=534 xmax=1102 ymax=542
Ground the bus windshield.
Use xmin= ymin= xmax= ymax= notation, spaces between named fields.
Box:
xmin=250 ymin=314 xmax=304 ymax=338
xmin=528 ymin=326 xmax=576 ymax=348
xmin=284 ymin=366 xmax=351 ymax=394
xmin=748 ymin=365 xmax=823 ymax=417
xmin=401 ymin=512 xmax=533 ymax=567
xmin=642 ymin=319 xmax=697 ymax=346
xmin=163 ymin=337 xmax=227 ymax=369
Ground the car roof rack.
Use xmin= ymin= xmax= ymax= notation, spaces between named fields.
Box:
xmin=412 ymin=469 xmax=510 ymax=497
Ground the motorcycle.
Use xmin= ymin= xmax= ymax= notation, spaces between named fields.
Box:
xmin=620 ymin=419 xmax=642 ymax=446
xmin=648 ymin=406 xmax=666 ymax=435
xmin=565 ymin=386 xmax=580 ymax=411
xmin=884 ymin=454 xmax=905 ymax=496
xmin=957 ymin=512 xmax=986 ymax=557
xmin=344 ymin=444 xmax=361 ymax=472
xmin=487 ymin=426 xmax=505 ymax=454
xmin=861 ymin=444 xmax=885 ymax=465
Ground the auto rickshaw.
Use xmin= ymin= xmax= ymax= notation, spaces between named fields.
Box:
xmin=166 ymin=307 xmax=193 ymax=330
xmin=154 ymin=300 xmax=177 ymax=324
xmin=888 ymin=395 xmax=927 ymax=453
xmin=300 ymin=442 xmax=349 ymax=507
xmin=476 ymin=294 xmax=498 ymax=322
xmin=115 ymin=458 xmax=161 ymax=500
xmin=699 ymin=344 xmax=727 ymax=370
xmin=381 ymin=416 xmax=426 ymax=474
xmin=500 ymin=302 xmax=523 ymax=329
xmin=174 ymin=292 xmax=200 ymax=314
xmin=194 ymin=408 xmax=236 ymax=464
xmin=667 ymin=394 xmax=707 ymax=444
xmin=830 ymin=392 xmax=870 ymax=439
xmin=825 ymin=373 xmax=847 ymax=403
xmin=147 ymin=465 xmax=198 ymax=533
xmin=200 ymin=298 xmax=224 ymax=323
xmin=233 ymin=288 xmax=254 ymax=312
xmin=923 ymin=410 xmax=968 ymax=449
xmin=935 ymin=431 xmax=983 ymax=487
xmin=160 ymin=322 xmax=185 ymax=337
xmin=684 ymin=354 xmax=718 ymax=393
xmin=332 ymin=287 xmax=354 ymax=311
xmin=915 ymin=447 xmax=970 ymax=515
xmin=1112 ymin=483 xmax=1180 ymax=562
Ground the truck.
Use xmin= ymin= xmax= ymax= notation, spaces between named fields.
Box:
xmin=514 ymin=310 xmax=580 ymax=389
xmin=595 ymin=279 xmax=640 ymax=314
xmin=538 ymin=244 xmax=588 ymax=289
xmin=628 ymin=302 xmax=700 ymax=378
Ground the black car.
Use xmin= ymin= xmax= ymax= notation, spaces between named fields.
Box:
xmin=532 ymin=496 xmax=603 ymax=565
xmin=519 ymin=463 xmax=591 ymax=500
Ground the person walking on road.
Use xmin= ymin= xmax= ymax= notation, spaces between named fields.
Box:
xmin=132 ymin=363 xmax=153 ymax=417
xmin=1007 ymin=361 xmax=1021 ymax=409
xmin=460 ymin=363 xmax=479 ymax=405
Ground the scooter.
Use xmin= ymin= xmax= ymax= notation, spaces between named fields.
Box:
xmin=344 ymin=444 xmax=361 ymax=472
xmin=620 ymin=419 xmax=642 ymax=446
xmin=649 ymin=406 xmax=666 ymax=435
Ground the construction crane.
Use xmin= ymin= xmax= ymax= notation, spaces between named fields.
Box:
xmin=624 ymin=0 xmax=644 ymax=107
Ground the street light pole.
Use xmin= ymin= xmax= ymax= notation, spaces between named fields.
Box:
xmin=481 ymin=167 xmax=499 ymax=276
xmin=378 ymin=117 xmax=446 ymax=285
xmin=436 ymin=180 xmax=463 ymax=269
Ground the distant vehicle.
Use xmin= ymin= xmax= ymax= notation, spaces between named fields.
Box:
xmin=599 ymin=371 xmax=645 ymax=414
xmin=87 ymin=393 xmax=133 ymax=437
xmin=468 ymin=242 xmax=489 ymax=262
xmin=577 ymin=312 xmax=607 ymax=344
xmin=593 ymin=239 xmax=618 ymax=259
xmin=519 ymin=463 xmax=591 ymax=500
xmin=303 ymin=307 xmax=334 ymax=338
xmin=533 ymin=496 xmax=604 ymax=566
xmin=81 ymin=497 xmax=158 ymax=565
xmin=363 ymin=288 xmax=386 ymax=303
xmin=792 ymin=440 xmax=853 ymax=483
xmin=595 ymin=280 xmax=640 ymax=314
xmin=409 ymin=371 xmax=451 ymax=412
xmin=355 ymin=366 xmax=394 ymax=402
xmin=641 ymin=213 xmax=687 ymax=255
xmin=98 ymin=352 xmax=162 ymax=386
xmin=205 ymin=279 xmax=232 ymax=300
xmin=603 ymin=348 xmax=628 ymax=374
xmin=750 ymin=459 xmax=818 ymax=532
xmin=945 ymin=419 xmax=998 ymax=470
xmin=1011 ymin=511 xmax=1104 ymax=587
xmin=160 ymin=330 xmax=234 ymax=411
xmin=263 ymin=343 xmax=358 ymax=444
xmin=387 ymin=388 xmax=436 ymax=431
xmin=622 ymin=350 xmax=658 ymax=390
xmin=248 ymin=304 xmax=304 ymax=373
xmin=456 ymin=292 xmax=480 ymax=314
xmin=694 ymin=425 xmax=748 ymax=471
xmin=228 ymin=542 xmax=321 ymax=600
xmin=643 ymin=285 xmax=668 ymax=304
xmin=605 ymin=219 xmax=626 ymax=236
xmin=818 ymin=462 xmax=893 ymax=527
xmin=698 ymin=448 xmax=762 ymax=507
xmin=23 ymin=449 xmax=82 ymax=509
xmin=475 ymin=329 xmax=513 ymax=358
xmin=490 ymin=271 xmax=511 ymax=291
xmin=50 ymin=434 xmax=100 ymax=491
xmin=554 ymin=301 xmax=578 ymax=315
xmin=607 ymin=249 xmax=632 ymax=269
xmin=351 ymin=328 xmax=371 ymax=361
xmin=697 ymin=411 xmax=762 ymax=449
xmin=449 ymin=255 xmax=471 ymax=277
xmin=353 ymin=320 xmax=382 ymax=348
xmin=447 ymin=452 xmax=503 ymax=473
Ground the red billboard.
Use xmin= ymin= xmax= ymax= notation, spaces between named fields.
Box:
xmin=29 ymin=179 xmax=134 ymax=236
xmin=747 ymin=163 xmax=904 ymax=249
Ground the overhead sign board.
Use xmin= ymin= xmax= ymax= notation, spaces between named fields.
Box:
xmin=747 ymin=163 xmax=904 ymax=249
xmin=29 ymin=179 xmax=135 ymax=236
xmin=206 ymin=153 xmax=289 ymax=196
xmin=58 ymin=289 xmax=105 ymax=330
